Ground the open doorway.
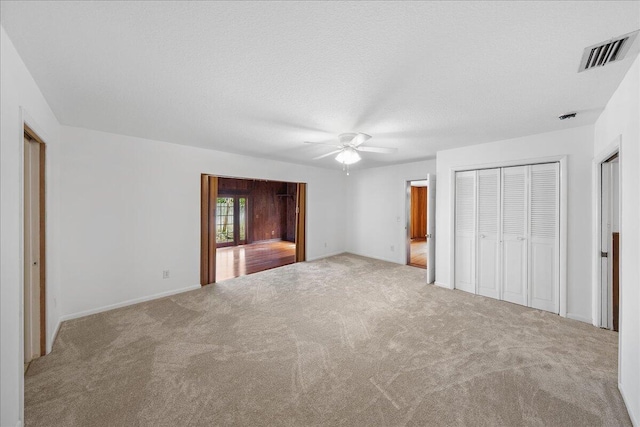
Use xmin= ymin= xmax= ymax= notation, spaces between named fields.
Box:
xmin=407 ymin=180 xmax=428 ymax=269
xmin=599 ymin=152 xmax=620 ymax=331
xmin=201 ymin=176 xmax=306 ymax=284
xmin=23 ymin=124 xmax=46 ymax=371
xmin=406 ymin=175 xmax=436 ymax=283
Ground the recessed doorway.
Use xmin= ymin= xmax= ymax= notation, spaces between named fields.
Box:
xmin=201 ymin=176 xmax=306 ymax=284
xmin=406 ymin=175 xmax=436 ymax=283
xmin=599 ymin=152 xmax=620 ymax=331
xmin=23 ymin=124 xmax=46 ymax=371
xmin=407 ymin=181 xmax=427 ymax=269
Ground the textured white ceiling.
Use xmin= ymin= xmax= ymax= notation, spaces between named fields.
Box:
xmin=2 ymin=1 xmax=639 ymax=169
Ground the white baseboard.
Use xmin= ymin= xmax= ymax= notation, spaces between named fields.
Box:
xmin=619 ymin=382 xmax=638 ymax=427
xmin=434 ymin=281 xmax=452 ymax=289
xmin=306 ymin=251 xmax=347 ymax=262
xmin=47 ymin=318 xmax=62 ymax=354
xmin=566 ymin=312 xmax=592 ymax=324
xmin=59 ymin=284 xmax=201 ymax=323
xmin=343 ymin=251 xmax=402 ymax=265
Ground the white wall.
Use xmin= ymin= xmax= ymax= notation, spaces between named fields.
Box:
xmin=435 ymin=125 xmax=595 ymax=322
xmin=346 ymin=159 xmax=436 ymax=265
xmin=58 ymin=126 xmax=347 ymax=319
xmin=594 ymin=56 xmax=640 ymax=426
xmin=1 ymin=26 xmax=62 ymax=427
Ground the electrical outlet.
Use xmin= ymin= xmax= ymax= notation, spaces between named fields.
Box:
xmin=162 ymin=270 xmax=170 ymax=279
xmin=390 ymin=245 xmax=395 ymax=252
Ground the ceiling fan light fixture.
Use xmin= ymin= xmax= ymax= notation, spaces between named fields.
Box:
xmin=335 ymin=148 xmax=361 ymax=165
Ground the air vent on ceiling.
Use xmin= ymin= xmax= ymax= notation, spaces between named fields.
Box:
xmin=578 ymin=30 xmax=639 ymax=72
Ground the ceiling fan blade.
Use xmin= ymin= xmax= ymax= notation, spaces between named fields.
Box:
xmin=357 ymin=146 xmax=397 ymax=154
xmin=352 ymin=133 xmax=372 ymax=147
xmin=304 ymin=140 xmax=341 ymax=148
xmin=313 ymin=149 xmax=343 ymax=160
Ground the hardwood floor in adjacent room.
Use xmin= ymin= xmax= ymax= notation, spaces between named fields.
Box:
xmin=409 ymin=238 xmax=426 ymax=269
xmin=216 ymin=240 xmax=295 ymax=281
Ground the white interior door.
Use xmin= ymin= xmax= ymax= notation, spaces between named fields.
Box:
xmin=501 ymin=166 xmax=528 ymax=306
xmin=426 ymin=174 xmax=436 ymax=284
xmin=476 ymin=168 xmax=501 ymax=299
xmin=24 ymin=138 xmax=41 ymax=363
xmin=454 ymin=171 xmax=476 ymax=294
xmin=528 ymin=163 xmax=559 ymax=313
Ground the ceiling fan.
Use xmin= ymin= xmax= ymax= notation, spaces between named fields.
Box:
xmin=304 ymin=133 xmax=397 ymax=174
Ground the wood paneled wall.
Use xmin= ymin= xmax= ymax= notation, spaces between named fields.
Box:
xmin=217 ymin=178 xmax=296 ymax=243
xmin=410 ymin=186 xmax=427 ymax=239
xmin=217 ymin=178 xmax=253 ymax=193
xmin=295 ymin=183 xmax=306 ymax=262
xmin=285 ymin=183 xmax=297 ymax=242
xmin=250 ymin=181 xmax=286 ymax=242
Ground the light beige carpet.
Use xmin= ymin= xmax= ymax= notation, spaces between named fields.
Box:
xmin=25 ymin=254 xmax=630 ymax=426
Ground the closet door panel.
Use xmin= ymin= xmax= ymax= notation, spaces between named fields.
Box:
xmin=530 ymin=243 xmax=555 ymax=302
xmin=476 ymin=169 xmax=501 ymax=299
xmin=503 ymin=239 xmax=527 ymax=304
xmin=455 ymin=237 xmax=475 ymax=291
xmin=501 ymin=166 xmax=528 ymax=306
xmin=454 ymin=171 xmax=476 ymax=294
xmin=529 ymin=163 xmax=559 ymax=313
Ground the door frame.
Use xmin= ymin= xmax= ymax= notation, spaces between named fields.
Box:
xmin=294 ymin=183 xmax=306 ymax=262
xmin=21 ymin=118 xmax=47 ymax=360
xmin=200 ymin=175 xmax=218 ymax=285
xmin=448 ymin=155 xmax=568 ymax=318
xmin=22 ymin=122 xmax=47 ymax=362
xmin=592 ymin=135 xmax=622 ymax=330
xmin=405 ymin=179 xmax=428 ymax=267
xmin=200 ymin=175 xmax=306 ymax=285
xmin=19 ymin=108 xmax=51 ymax=425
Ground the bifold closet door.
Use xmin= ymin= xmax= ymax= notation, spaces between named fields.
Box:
xmin=454 ymin=171 xmax=476 ymax=294
xmin=476 ymin=169 xmax=501 ymax=299
xmin=501 ymin=166 xmax=528 ymax=306
xmin=528 ymin=163 xmax=559 ymax=313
